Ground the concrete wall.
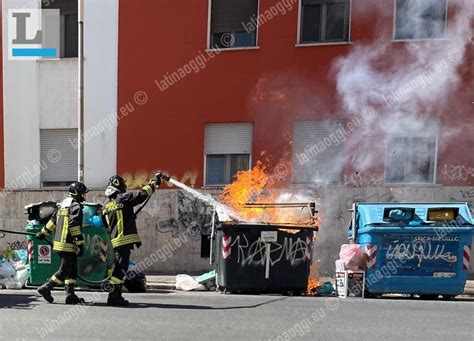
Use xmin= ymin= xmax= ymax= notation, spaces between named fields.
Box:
xmin=2 ymin=0 xmax=118 ymax=189
xmin=0 ymin=186 xmax=473 ymax=277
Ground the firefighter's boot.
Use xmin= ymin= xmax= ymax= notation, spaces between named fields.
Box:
xmin=65 ymin=284 xmax=85 ymax=305
xmin=107 ymin=284 xmax=129 ymax=306
xmin=37 ymin=280 xmax=55 ymax=303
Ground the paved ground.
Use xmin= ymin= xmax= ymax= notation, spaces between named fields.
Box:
xmin=0 ymin=290 xmax=473 ymax=340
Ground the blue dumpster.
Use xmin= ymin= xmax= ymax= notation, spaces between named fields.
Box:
xmin=349 ymin=203 xmax=474 ymax=298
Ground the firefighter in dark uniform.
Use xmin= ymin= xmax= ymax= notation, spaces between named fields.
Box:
xmin=36 ymin=182 xmax=89 ymax=305
xmin=102 ymin=173 xmax=167 ymax=306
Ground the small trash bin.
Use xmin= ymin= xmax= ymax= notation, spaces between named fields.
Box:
xmin=349 ymin=203 xmax=474 ymax=298
xmin=25 ymin=202 xmax=113 ymax=287
xmin=216 ymin=223 xmax=315 ymax=294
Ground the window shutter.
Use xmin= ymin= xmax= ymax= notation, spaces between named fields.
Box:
xmin=211 ymin=0 xmax=258 ymax=33
xmin=205 ymin=123 xmax=253 ymax=155
xmin=40 ymin=129 xmax=78 ymax=183
xmin=292 ymin=121 xmax=345 ymax=184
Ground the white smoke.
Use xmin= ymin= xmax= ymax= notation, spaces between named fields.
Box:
xmin=333 ymin=0 xmax=472 ymax=171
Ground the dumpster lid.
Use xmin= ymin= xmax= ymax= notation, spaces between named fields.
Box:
xmin=355 ymin=202 xmax=474 ymax=228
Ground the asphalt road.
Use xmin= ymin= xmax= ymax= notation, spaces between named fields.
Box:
xmin=0 ymin=290 xmax=473 ymax=340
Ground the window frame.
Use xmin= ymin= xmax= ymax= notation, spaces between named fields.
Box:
xmin=203 ymin=153 xmax=252 ymax=187
xmin=392 ymin=0 xmax=449 ymax=42
xmin=383 ymin=136 xmax=439 ymax=185
xmin=296 ymin=0 xmax=352 ymax=47
xmin=41 ymin=1 xmax=79 ymax=59
xmin=206 ymin=0 xmax=261 ymax=51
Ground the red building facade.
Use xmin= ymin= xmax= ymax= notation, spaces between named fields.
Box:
xmin=116 ymin=0 xmax=473 ymax=190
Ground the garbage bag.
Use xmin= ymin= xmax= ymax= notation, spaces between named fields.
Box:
xmin=14 ymin=250 xmax=28 ymax=264
xmin=0 ymin=260 xmax=16 ymax=278
xmin=175 ymin=274 xmax=202 ymax=291
xmin=339 ymin=244 xmax=363 ymax=271
xmin=13 ymin=268 xmax=29 ymax=288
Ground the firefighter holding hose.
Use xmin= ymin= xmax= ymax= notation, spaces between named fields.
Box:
xmin=36 ymin=182 xmax=89 ymax=305
xmin=102 ymin=172 xmax=169 ymax=306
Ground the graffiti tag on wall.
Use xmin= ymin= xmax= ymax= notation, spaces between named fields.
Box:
xmin=343 ymin=173 xmax=383 ymax=187
xmin=156 ymin=192 xmax=213 ymax=239
xmin=122 ymin=170 xmax=199 ymax=189
xmin=441 ymin=164 xmax=474 ymax=181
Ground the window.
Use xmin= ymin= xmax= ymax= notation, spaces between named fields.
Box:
xmin=292 ymin=121 xmax=345 ymax=184
xmin=209 ymin=0 xmax=259 ymax=49
xmin=385 ymin=137 xmax=437 ymax=184
xmin=299 ymin=0 xmax=351 ymax=44
xmin=41 ymin=129 xmax=78 ymax=187
xmin=204 ymin=123 xmax=253 ymax=186
xmin=43 ymin=0 xmax=78 ymax=58
xmin=394 ymin=0 xmax=447 ymax=40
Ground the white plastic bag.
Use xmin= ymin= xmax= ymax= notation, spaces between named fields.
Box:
xmin=339 ymin=244 xmax=363 ymax=271
xmin=175 ymin=274 xmax=202 ymax=291
xmin=2 ymin=278 xmax=22 ymax=289
xmin=0 ymin=260 xmax=16 ymax=279
xmin=13 ymin=268 xmax=29 ymax=288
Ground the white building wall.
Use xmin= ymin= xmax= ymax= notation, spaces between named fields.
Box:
xmin=2 ymin=0 xmax=118 ymax=189
xmin=83 ymin=0 xmax=118 ymax=188
xmin=3 ymin=0 xmax=42 ymax=188
xmin=39 ymin=58 xmax=77 ymax=129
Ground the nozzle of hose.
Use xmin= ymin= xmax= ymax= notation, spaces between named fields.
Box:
xmin=156 ymin=172 xmax=171 ymax=182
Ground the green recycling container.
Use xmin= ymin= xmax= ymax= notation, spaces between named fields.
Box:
xmin=26 ymin=219 xmax=114 ymax=287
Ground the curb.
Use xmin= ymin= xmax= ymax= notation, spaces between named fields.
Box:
xmin=146 ymin=283 xmax=176 ymax=291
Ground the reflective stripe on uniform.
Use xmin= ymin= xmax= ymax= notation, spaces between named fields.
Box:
xmin=64 ymin=279 xmax=76 ymax=285
xmin=142 ymin=185 xmax=153 ymax=196
xmin=53 ymin=241 xmax=76 ymax=253
xmin=107 ymin=267 xmax=114 ymax=277
xmin=111 ymin=234 xmax=141 ymax=248
xmin=45 ymin=220 xmax=56 ymax=231
xmin=61 ymin=217 xmax=69 ymax=243
xmin=117 ymin=210 xmax=124 ymax=238
xmin=69 ymin=226 xmax=81 ymax=236
xmin=51 ymin=275 xmax=63 ymax=285
xmin=110 ymin=276 xmax=124 ymax=284
xmin=75 ymin=239 xmax=85 ymax=246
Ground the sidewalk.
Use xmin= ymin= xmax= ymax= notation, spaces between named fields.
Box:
xmin=145 ymin=276 xmax=474 ymax=296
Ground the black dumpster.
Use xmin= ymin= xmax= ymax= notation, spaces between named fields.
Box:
xmin=216 ymin=223 xmax=316 ymax=294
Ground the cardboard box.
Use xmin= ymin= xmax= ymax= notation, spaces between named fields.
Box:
xmin=336 ymin=271 xmax=365 ymax=298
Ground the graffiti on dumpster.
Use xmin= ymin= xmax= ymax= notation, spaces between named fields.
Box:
xmin=385 ymin=240 xmax=458 ymax=267
xmin=229 ymin=234 xmax=310 ymax=267
xmin=79 ymin=234 xmax=111 ymax=276
xmin=84 ymin=234 xmax=103 ymax=256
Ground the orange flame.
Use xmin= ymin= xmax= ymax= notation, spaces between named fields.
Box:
xmin=307 ymin=261 xmax=321 ymax=296
xmin=220 ymin=161 xmax=318 ymax=226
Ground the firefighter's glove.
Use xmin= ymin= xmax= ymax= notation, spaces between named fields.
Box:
xmin=156 ymin=171 xmax=170 ymax=183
